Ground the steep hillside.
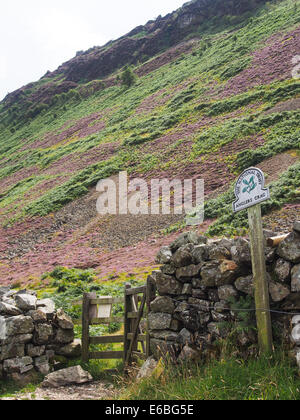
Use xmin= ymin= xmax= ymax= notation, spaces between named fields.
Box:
xmin=0 ymin=0 xmax=299 ymax=285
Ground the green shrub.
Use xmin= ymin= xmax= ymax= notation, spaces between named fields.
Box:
xmin=236 ymin=132 xmax=300 ymax=170
xmin=220 ymin=56 xmax=252 ymax=80
xmin=121 ymin=66 xmax=136 ymax=88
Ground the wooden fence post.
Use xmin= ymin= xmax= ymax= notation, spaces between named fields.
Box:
xmin=248 ymin=204 xmax=273 ymax=353
xmin=82 ymin=292 xmax=92 ymax=363
xmin=123 ymin=283 xmax=132 ymax=367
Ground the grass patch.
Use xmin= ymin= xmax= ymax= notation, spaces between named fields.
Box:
xmin=0 ymin=378 xmax=42 ymax=399
xmin=120 ymin=352 xmax=300 ymax=400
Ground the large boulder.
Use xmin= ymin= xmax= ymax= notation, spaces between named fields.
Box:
xmin=192 ymin=245 xmax=209 ymax=264
xmin=37 ymin=299 xmax=56 ymax=319
xmin=41 ymin=366 xmax=93 ymax=388
xmin=175 ymin=305 xmax=203 ymax=332
xmin=207 ymin=244 xmax=231 ymax=261
xmin=235 ymin=275 xmax=254 ymax=296
xmin=34 ymin=323 xmax=53 ymax=345
xmin=0 ymin=343 xmax=25 ymax=361
xmin=150 ymin=338 xmax=180 ymax=360
xmin=150 ymin=330 xmax=179 ymax=341
xmin=172 ymin=244 xmax=194 ymax=268
xmin=154 ymin=272 xmax=183 ymax=296
xmin=26 ymin=344 xmax=46 ymax=357
xmin=55 ymin=328 xmax=74 ymax=345
xmin=3 ymin=356 xmax=33 ymax=374
xmin=54 ymin=309 xmax=74 ymax=330
xmin=274 ymin=259 xmax=291 ymax=283
xmin=178 ymin=345 xmax=201 ymax=362
xmin=150 ymin=296 xmax=175 ymax=314
xmin=177 ymin=328 xmax=193 ymax=345
xmin=201 ymin=260 xmax=238 ymax=287
xmin=0 ymin=316 xmax=34 ymax=341
xmin=0 ymin=302 xmax=22 ymax=316
xmin=269 ymin=282 xmax=290 ymax=303
xmin=293 ymin=221 xmax=300 ymax=234
xmin=15 ymin=294 xmax=37 ymax=311
xmin=56 ymin=339 xmax=82 ymax=358
xmin=170 ymin=232 xmax=207 ymax=252
xmin=218 ymin=285 xmax=238 ymax=302
xmin=231 ymin=238 xmax=251 ymax=265
xmin=277 ymin=231 xmax=300 ymax=264
xmin=148 ymin=313 xmax=172 ymax=331
xmin=136 ymin=357 xmax=158 ymax=381
xmin=156 ymin=246 xmax=172 ymax=264
xmin=291 ymin=264 xmax=300 ymax=292
xmin=176 ymin=264 xmax=202 ymax=282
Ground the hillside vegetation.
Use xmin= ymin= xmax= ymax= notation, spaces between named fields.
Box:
xmin=0 ymin=0 xmax=299 ymax=285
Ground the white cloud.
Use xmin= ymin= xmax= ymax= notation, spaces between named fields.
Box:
xmin=29 ymin=7 xmax=107 ymax=64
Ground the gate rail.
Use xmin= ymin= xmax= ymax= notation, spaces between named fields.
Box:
xmin=81 ymin=277 xmax=156 ymax=368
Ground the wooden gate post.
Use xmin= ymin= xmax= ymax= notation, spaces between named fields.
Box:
xmin=248 ymin=205 xmax=273 ymax=353
xmin=82 ymin=292 xmax=91 ymax=363
xmin=81 ymin=292 xmax=97 ymax=363
xmin=125 ymin=293 xmax=147 ymax=366
xmin=123 ymin=283 xmax=149 ymax=368
xmin=123 ymin=283 xmax=132 ymax=366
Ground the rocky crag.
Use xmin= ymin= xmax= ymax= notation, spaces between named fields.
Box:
xmin=2 ymin=0 xmax=267 ymax=108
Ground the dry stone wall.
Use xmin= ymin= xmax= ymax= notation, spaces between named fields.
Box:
xmin=0 ymin=290 xmax=80 ymax=383
xmin=148 ymin=221 xmax=300 ymax=363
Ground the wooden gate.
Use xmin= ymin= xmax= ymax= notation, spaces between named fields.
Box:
xmin=81 ymin=277 xmax=156 ymax=368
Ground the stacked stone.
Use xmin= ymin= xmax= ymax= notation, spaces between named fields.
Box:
xmin=148 ymin=222 xmax=300 ymax=362
xmin=0 ymin=290 xmax=80 ymax=383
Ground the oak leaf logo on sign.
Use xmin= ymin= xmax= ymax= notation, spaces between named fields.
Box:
xmin=242 ymin=176 xmax=257 ymax=194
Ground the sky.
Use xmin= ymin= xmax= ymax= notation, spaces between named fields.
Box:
xmin=0 ymin=0 xmax=187 ymax=101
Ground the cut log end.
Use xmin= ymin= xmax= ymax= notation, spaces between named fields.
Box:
xmin=267 ymin=234 xmax=289 ymax=248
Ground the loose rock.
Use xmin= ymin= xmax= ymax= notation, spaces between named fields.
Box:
xmin=41 ymin=366 xmax=93 ymax=388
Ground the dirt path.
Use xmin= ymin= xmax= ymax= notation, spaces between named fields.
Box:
xmin=0 ymin=380 xmax=117 ymax=401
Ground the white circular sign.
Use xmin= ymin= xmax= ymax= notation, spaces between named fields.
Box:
xmin=232 ymin=167 xmax=270 ymax=213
